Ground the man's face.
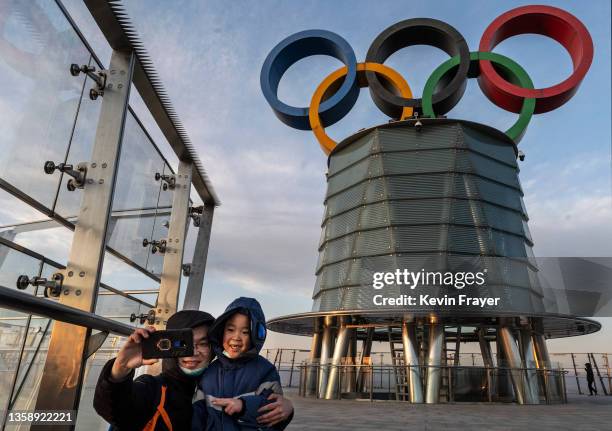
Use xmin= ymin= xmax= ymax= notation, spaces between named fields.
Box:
xmin=222 ymin=313 xmax=251 ymax=358
xmin=178 ymin=325 xmax=211 ymax=370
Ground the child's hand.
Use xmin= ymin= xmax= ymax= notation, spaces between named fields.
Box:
xmin=257 ymin=393 xmax=293 ymax=426
xmin=212 ymin=398 xmax=244 ymax=416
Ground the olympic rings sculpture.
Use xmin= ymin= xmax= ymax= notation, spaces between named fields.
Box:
xmin=260 ymin=5 xmax=593 ymax=155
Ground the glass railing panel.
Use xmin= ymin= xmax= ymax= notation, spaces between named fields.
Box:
xmin=75 ymin=333 xmax=127 ymax=430
xmin=183 ymin=208 xmax=198 ymax=267
xmin=7 ymin=317 xmax=51 ymax=416
xmin=0 ymin=0 xmax=90 ymax=209
xmin=0 ymin=188 xmax=48 ymax=227
xmin=95 ymin=287 xmax=148 ymax=324
xmin=106 ymin=209 xmax=157 ymax=275
xmin=146 ymin=163 xmax=173 ymax=276
xmin=104 ymin=112 xmax=165 ymax=270
xmin=53 ymin=61 xmax=103 ymax=218
xmin=0 ymin=244 xmax=42 ymax=298
xmin=113 ymin=112 xmax=165 ymax=212
xmin=100 ymin=252 xmax=159 ymax=293
xmin=0 ymin=313 xmax=30 ymax=425
xmin=1 ymin=219 xmax=72 ymax=267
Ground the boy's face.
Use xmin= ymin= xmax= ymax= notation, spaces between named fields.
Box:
xmin=222 ymin=313 xmax=251 ymax=358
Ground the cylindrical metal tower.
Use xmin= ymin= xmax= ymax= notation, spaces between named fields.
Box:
xmin=269 ymin=119 xmax=600 ymax=404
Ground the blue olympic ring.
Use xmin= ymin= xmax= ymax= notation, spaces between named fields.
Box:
xmin=260 ymin=29 xmax=359 ymax=130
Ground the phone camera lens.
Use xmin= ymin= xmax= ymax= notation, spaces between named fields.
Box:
xmin=157 ymin=339 xmax=171 ymax=351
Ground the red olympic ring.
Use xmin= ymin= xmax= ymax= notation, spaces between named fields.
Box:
xmin=478 ymin=5 xmax=594 ymax=114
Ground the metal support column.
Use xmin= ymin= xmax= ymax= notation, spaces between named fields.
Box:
xmin=499 ymin=326 xmax=528 ymax=404
xmin=533 ymin=332 xmax=553 ymax=398
xmin=32 ymin=49 xmax=135 ymax=426
xmin=533 ymin=333 xmax=551 ymax=369
xmin=325 ymin=319 xmax=351 ymax=400
xmin=520 ymin=329 xmax=540 ymax=404
xmin=183 ymin=204 xmax=214 ymax=310
xmin=154 ymin=159 xmax=193 ymax=325
xmin=478 ymin=328 xmax=494 ymax=368
xmin=306 ymin=321 xmax=322 ymax=396
xmin=425 ymin=319 xmax=443 ymax=404
xmin=345 ymin=330 xmax=357 ymax=393
xmin=318 ymin=316 xmax=334 ymax=398
xmin=402 ymin=319 xmax=423 ymax=403
xmin=356 ymin=327 xmax=374 ymax=393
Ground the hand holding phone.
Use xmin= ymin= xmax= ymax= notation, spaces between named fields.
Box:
xmin=111 ymin=326 xmax=159 ymax=380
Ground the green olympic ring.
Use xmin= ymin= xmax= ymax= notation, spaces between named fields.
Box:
xmin=423 ymin=52 xmax=535 ymax=144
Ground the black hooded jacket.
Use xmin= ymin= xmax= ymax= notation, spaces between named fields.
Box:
xmin=93 ymin=310 xmax=215 ymax=431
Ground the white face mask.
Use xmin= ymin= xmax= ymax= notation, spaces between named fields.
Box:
xmin=179 ymin=364 xmax=208 ymax=376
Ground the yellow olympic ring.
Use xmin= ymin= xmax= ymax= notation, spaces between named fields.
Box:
xmin=309 ymin=62 xmax=413 ymax=155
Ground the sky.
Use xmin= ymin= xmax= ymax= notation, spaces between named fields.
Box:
xmin=59 ymin=0 xmax=612 ymax=353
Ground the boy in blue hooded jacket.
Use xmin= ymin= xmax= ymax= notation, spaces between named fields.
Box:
xmin=192 ymin=297 xmax=293 ymax=430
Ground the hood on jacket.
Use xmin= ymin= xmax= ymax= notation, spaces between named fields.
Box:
xmin=162 ymin=309 xmax=215 ymax=380
xmin=209 ymin=297 xmax=267 ymax=361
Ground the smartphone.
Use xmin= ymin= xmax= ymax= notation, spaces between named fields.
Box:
xmin=141 ymin=329 xmax=194 ymax=359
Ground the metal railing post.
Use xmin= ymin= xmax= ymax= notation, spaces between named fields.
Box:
xmin=316 ymin=364 xmax=321 ymax=399
xmin=486 ymin=367 xmax=492 ymax=402
xmin=448 ymin=366 xmax=453 ymax=402
xmin=560 ymin=370 xmax=567 ymax=403
xmin=337 ymin=365 xmax=342 ymax=399
xmin=154 ymin=159 xmax=193 ymax=329
xmin=289 ymin=349 xmax=297 ymax=387
xmin=32 ymin=49 xmax=135 ymax=426
xmin=183 ymin=204 xmax=214 ymax=309
xmin=369 ymin=365 xmax=374 ymax=401
xmin=544 ymin=371 xmax=551 ymax=404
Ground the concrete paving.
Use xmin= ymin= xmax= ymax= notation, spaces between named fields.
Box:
xmin=286 ymin=390 xmax=612 ymax=431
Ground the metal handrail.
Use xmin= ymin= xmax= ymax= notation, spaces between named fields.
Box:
xmin=297 ymin=362 xmax=568 ymax=403
xmin=0 ymin=285 xmax=134 ymax=336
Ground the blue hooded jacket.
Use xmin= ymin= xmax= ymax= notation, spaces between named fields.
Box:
xmin=192 ymin=297 xmax=289 ymax=430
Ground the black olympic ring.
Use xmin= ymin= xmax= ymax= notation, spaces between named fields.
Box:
xmin=365 ymin=18 xmax=470 ymax=118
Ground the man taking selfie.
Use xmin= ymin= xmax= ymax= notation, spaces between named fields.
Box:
xmin=94 ymin=309 xmax=294 ymax=430
xmin=94 ymin=310 xmax=215 ymax=430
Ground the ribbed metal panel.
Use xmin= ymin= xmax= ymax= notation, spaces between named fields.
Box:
xmin=465 ymin=151 xmax=520 ymax=188
xmin=455 ymin=175 xmax=525 ymax=212
xmin=328 ymin=133 xmax=377 ymax=176
xmin=326 ymin=172 xmax=524 ymax=215
xmin=380 ymin=150 xmax=457 ymax=174
xmin=321 ymin=198 xmax=528 ymax=243
xmin=312 ymin=121 xmax=543 ymax=315
xmin=327 ymin=156 xmax=373 ymax=194
xmin=325 ymin=180 xmax=371 ymax=217
xmin=377 ymin=124 xmax=461 ymax=151
xmin=460 ymin=126 xmax=518 ymax=166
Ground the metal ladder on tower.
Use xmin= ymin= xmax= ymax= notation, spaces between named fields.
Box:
xmin=440 ymin=326 xmax=461 ymax=402
xmin=388 ymin=326 xmax=409 ymax=401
